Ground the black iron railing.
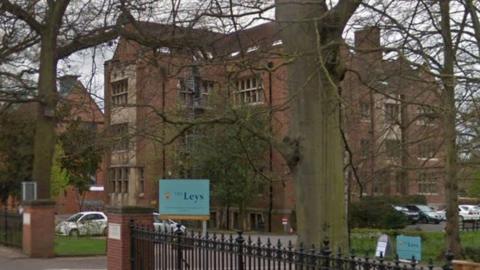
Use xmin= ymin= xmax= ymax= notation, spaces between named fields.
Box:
xmin=460 ymin=219 xmax=480 ymax=231
xmin=130 ymin=223 xmax=454 ymax=270
xmin=0 ymin=211 xmax=22 ymax=247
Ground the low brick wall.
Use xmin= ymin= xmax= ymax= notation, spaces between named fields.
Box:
xmin=453 ymin=260 xmax=480 ymax=270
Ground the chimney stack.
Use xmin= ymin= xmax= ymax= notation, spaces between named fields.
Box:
xmin=354 ymin=26 xmax=382 ymax=61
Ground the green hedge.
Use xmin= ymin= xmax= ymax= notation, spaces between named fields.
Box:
xmin=349 ymin=196 xmax=420 ymax=229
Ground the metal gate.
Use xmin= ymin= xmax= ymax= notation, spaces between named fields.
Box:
xmin=0 ymin=211 xmax=22 ymax=247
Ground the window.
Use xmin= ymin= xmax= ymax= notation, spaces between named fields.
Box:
xmin=419 ymin=142 xmax=436 ymax=159
xmin=360 ymin=102 xmax=370 ymax=119
xmin=178 ymin=78 xmax=214 ymax=108
xmin=111 ymin=79 xmax=128 ymax=106
xmin=178 ymin=79 xmax=194 ymax=107
xmin=234 ymin=76 xmax=264 ymax=105
xmin=385 ymin=103 xmax=400 ymax=124
xmin=417 ymin=106 xmax=436 ymax=126
xmin=109 ymin=167 xmax=129 ymax=193
xmin=200 ymin=80 xmax=214 ymax=107
xmin=418 ymin=172 xmax=438 ymax=194
xmin=110 ymin=123 xmax=129 ymax=151
xmin=139 ymin=167 xmax=145 ymax=194
xmin=360 ymin=139 xmax=370 ymax=157
xmin=91 ymin=214 xmax=105 ymax=220
xmin=385 ymin=139 xmax=401 ymax=158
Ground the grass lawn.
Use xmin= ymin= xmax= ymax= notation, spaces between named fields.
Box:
xmin=351 ymin=229 xmax=480 ymax=263
xmin=54 ymin=236 xmax=106 ymax=256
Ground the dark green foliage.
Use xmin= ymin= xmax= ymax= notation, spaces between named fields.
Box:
xmin=464 ymin=247 xmax=480 ymax=262
xmin=58 ymin=120 xmax=102 ymax=195
xmin=0 ymin=111 xmax=34 ymax=202
xmin=372 ymin=195 xmax=428 ymax=205
xmin=174 ymin=104 xmax=272 ymax=229
xmin=350 ymin=197 xmax=409 ymax=229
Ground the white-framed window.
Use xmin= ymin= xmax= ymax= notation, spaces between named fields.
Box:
xmin=418 ymin=172 xmax=438 ymax=195
xmin=234 ymin=76 xmax=264 ymax=105
xmin=111 ymin=79 xmax=128 ymax=106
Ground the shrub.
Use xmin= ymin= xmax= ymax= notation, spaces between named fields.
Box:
xmin=350 ymin=197 xmax=409 ymax=229
xmin=464 ymin=247 xmax=480 ymax=262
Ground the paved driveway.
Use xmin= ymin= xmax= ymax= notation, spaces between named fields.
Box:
xmin=0 ymin=246 xmax=106 ymax=270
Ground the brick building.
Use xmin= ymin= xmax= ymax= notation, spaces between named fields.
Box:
xmin=104 ymin=22 xmax=445 ymax=232
xmin=5 ymin=76 xmax=108 ymax=214
xmin=53 ymin=75 xmax=107 ymax=214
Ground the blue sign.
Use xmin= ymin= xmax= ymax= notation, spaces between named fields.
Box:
xmin=159 ymin=179 xmax=210 ymax=219
xmin=396 ymin=235 xmax=421 ymax=261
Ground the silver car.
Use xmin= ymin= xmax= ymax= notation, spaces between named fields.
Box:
xmin=153 ymin=213 xmax=186 ymax=233
xmin=56 ymin=211 xmax=108 ymax=237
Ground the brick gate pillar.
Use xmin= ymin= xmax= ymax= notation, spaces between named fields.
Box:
xmin=22 ymin=200 xmax=56 ymax=257
xmin=107 ymin=206 xmax=153 ymax=270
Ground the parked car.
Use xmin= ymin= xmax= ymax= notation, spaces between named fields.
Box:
xmin=56 ymin=211 xmax=108 ymax=237
xmin=392 ymin=205 xmax=419 ymax=223
xmin=436 ymin=208 xmax=446 ymax=221
xmin=404 ymin=204 xmax=442 ymax=224
xmin=458 ymin=205 xmax=480 ymax=221
xmin=153 ymin=213 xmax=186 ymax=233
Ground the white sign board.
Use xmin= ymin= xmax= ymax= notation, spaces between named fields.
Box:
xmin=375 ymin=234 xmax=389 ymax=257
xmin=282 ymin=218 xmax=288 ymax=225
xmin=23 ymin=213 xmax=31 ymax=225
xmin=108 ymin=223 xmax=121 ymax=240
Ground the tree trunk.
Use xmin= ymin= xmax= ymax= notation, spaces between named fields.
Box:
xmin=32 ymin=34 xmax=59 ymax=199
xmin=277 ymin=4 xmax=348 ymax=249
xmin=439 ymin=0 xmax=463 ymax=258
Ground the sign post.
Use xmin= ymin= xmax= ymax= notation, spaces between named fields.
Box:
xmin=159 ymin=179 xmax=210 ymax=234
xmin=375 ymin=234 xmax=389 ymax=257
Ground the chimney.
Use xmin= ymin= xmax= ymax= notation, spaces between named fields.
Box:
xmin=58 ymin=75 xmax=80 ymax=95
xmin=354 ymin=26 xmax=382 ymax=61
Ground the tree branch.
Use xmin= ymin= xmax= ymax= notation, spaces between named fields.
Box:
xmin=57 ymin=28 xmax=119 ymax=59
xmin=0 ymin=0 xmax=44 ymax=33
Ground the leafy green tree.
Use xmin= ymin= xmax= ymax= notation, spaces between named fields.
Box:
xmin=177 ymin=106 xmax=271 ymax=230
xmin=50 ymin=144 xmax=70 ymax=198
xmin=58 ymin=120 xmax=103 ymax=208
xmin=0 ymin=110 xmax=34 ymax=203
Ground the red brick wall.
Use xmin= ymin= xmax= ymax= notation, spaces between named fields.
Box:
xmin=107 ymin=208 xmax=153 ymax=270
xmin=23 ymin=201 xmax=55 ymax=257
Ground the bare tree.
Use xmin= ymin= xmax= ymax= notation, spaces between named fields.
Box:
xmin=0 ymin=0 xmax=120 ymax=199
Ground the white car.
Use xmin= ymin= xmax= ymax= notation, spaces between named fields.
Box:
xmin=56 ymin=211 xmax=108 ymax=237
xmin=459 ymin=205 xmax=480 ymax=221
xmin=153 ymin=213 xmax=186 ymax=233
